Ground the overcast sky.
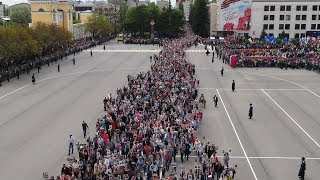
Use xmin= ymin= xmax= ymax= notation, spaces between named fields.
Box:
xmin=1 ymin=0 xmax=175 ymax=7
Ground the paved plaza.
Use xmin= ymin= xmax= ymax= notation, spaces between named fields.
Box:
xmin=0 ymin=41 xmax=320 ymax=180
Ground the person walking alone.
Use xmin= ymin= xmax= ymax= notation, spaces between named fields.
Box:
xmin=220 ymin=67 xmax=224 ymax=76
xmin=57 ymin=64 xmax=60 ymax=72
xmin=72 ymin=56 xmax=75 ymax=65
xmin=32 ymin=74 xmax=35 ymax=84
xmin=68 ymin=135 xmax=75 ymax=156
xmin=90 ymin=49 xmax=93 ymax=57
xmin=232 ymin=80 xmax=235 ymax=92
xmin=82 ymin=121 xmax=89 ymax=138
xmin=213 ymin=95 xmax=218 ymax=107
xmin=249 ymin=103 xmax=253 ymax=119
xmin=298 ymin=157 xmax=306 ymax=180
xmin=212 ymin=52 xmax=215 ymax=63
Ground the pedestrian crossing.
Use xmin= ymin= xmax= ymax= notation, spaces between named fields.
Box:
xmin=86 ymin=49 xmax=209 ymax=53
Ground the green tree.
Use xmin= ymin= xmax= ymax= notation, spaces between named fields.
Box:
xmin=260 ymin=29 xmax=267 ymax=41
xmin=279 ymin=30 xmax=287 ymax=39
xmin=178 ymin=2 xmax=184 ymax=14
xmin=189 ymin=0 xmax=209 ymax=37
xmin=124 ymin=5 xmax=147 ymax=35
xmin=10 ymin=6 xmax=31 ymax=24
xmin=85 ymin=14 xmax=114 ymax=39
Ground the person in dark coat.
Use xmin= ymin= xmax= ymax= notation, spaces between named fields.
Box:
xmin=220 ymin=67 xmax=224 ymax=76
xmin=90 ymin=49 xmax=93 ymax=57
xmin=213 ymin=95 xmax=218 ymax=107
xmin=57 ymin=64 xmax=60 ymax=72
xmin=37 ymin=64 xmax=41 ymax=73
xmin=32 ymin=74 xmax=35 ymax=84
xmin=72 ymin=56 xmax=75 ymax=65
xmin=249 ymin=103 xmax=253 ymax=119
xmin=103 ymin=45 xmax=106 ymax=50
xmin=298 ymin=157 xmax=306 ymax=180
xmin=232 ymin=80 xmax=235 ymax=92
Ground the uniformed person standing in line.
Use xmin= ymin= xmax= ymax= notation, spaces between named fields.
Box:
xmin=16 ymin=68 xmax=20 ymax=79
xmin=57 ymin=64 xmax=60 ymax=72
xmin=82 ymin=121 xmax=89 ymax=138
xmin=212 ymin=52 xmax=215 ymax=63
xmin=220 ymin=67 xmax=224 ymax=76
xmin=213 ymin=95 xmax=218 ymax=107
xmin=298 ymin=157 xmax=306 ymax=180
xmin=37 ymin=64 xmax=41 ymax=73
xmin=232 ymin=80 xmax=235 ymax=92
xmin=32 ymin=74 xmax=36 ymax=84
xmin=249 ymin=103 xmax=253 ymax=119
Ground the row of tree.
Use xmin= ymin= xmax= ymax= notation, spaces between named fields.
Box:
xmin=124 ymin=3 xmax=185 ymax=37
xmin=0 ymin=23 xmax=72 ymax=62
xmin=189 ymin=0 xmax=210 ymax=37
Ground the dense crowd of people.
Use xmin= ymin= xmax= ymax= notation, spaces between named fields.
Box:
xmin=51 ymin=27 xmax=238 ymax=180
xmin=0 ymin=36 xmax=114 ymax=86
xmin=215 ymin=37 xmax=320 ymax=72
xmin=124 ymin=38 xmax=161 ymax=46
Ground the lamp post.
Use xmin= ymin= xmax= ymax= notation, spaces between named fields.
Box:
xmin=150 ymin=20 xmax=155 ymax=39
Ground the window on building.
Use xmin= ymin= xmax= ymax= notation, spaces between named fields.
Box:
xmin=285 ymin=24 xmax=290 ymax=30
xmin=313 ymin=5 xmax=317 ymax=11
xmin=296 ymin=6 xmax=301 ymax=11
xmin=270 ymin=15 xmax=275 ymax=20
xmin=263 ymin=24 xmax=268 ymax=30
xmin=318 ymin=24 xmax=320 ymax=30
xmin=286 ymin=6 xmax=291 ymax=11
xmin=269 ymin=24 xmax=274 ymax=30
xmin=280 ymin=15 xmax=285 ymax=20
xmin=295 ymin=24 xmax=300 ymax=30
xmin=279 ymin=24 xmax=284 ymax=30
xmin=295 ymin=33 xmax=300 ymax=38
xmin=286 ymin=15 xmax=291 ymax=20
xmin=296 ymin=15 xmax=301 ymax=20
xmin=39 ymin=8 xmax=44 ymax=12
xmin=312 ymin=15 xmax=317 ymax=20
xmin=301 ymin=24 xmax=306 ymax=29
xmin=264 ymin=15 xmax=268 ymax=20
xmin=302 ymin=6 xmax=307 ymax=11
xmin=270 ymin=6 xmax=275 ymax=11
xmin=311 ymin=24 xmax=316 ymax=30
xmin=318 ymin=15 xmax=320 ymax=20
xmin=302 ymin=15 xmax=307 ymax=20
xmin=280 ymin=6 xmax=285 ymax=11
xmin=300 ymin=33 xmax=305 ymax=37
xmin=264 ymin=6 xmax=269 ymax=11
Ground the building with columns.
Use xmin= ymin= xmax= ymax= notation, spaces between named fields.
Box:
xmin=29 ymin=0 xmax=73 ymax=32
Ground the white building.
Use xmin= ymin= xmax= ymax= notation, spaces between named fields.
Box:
xmin=157 ymin=0 xmax=169 ymax=9
xmin=0 ymin=2 xmax=4 ymax=18
xmin=209 ymin=0 xmax=320 ymax=38
xmin=250 ymin=0 xmax=320 ymax=38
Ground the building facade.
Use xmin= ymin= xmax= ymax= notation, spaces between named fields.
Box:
xmin=250 ymin=0 xmax=320 ymax=38
xmin=209 ymin=0 xmax=320 ymax=38
xmin=157 ymin=0 xmax=169 ymax=9
xmin=0 ymin=2 xmax=4 ymax=18
xmin=29 ymin=0 xmax=73 ymax=31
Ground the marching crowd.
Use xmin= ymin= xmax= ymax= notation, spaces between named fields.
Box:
xmin=0 ymin=36 xmax=114 ymax=86
xmin=54 ymin=28 xmax=238 ymax=180
xmin=215 ymin=38 xmax=320 ymax=71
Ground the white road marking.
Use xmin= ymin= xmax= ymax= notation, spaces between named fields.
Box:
xmin=240 ymin=71 xmax=320 ymax=99
xmin=261 ymin=89 xmax=320 ymax=149
xmin=181 ymin=155 xmax=320 ymax=160
xmin=216 ymin=89 xmax=258 ymax=180
xmin=199 ymin=88 xmax=306 ymax=91
xmin=0 ymin=67 xmax=148 ymax=100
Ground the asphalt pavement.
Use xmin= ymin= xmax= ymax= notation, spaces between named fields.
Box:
xmin=0 ymin=41 xmax=319 ymax=180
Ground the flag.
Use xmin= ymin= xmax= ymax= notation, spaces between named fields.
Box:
xmin=221 ymin=0 xmax=241 ymax=9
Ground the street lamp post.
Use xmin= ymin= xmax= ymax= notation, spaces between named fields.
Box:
xmin=150 ymin=20 xmax=155 ymax=40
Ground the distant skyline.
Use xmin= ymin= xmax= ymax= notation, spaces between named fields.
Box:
xmin=1 ymin=0 xmax=175 ymax=7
